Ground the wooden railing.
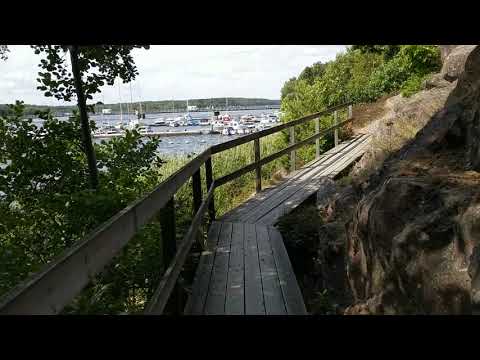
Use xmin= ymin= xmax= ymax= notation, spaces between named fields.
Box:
xmin=0 ymin=102 xmax=354 ymax=315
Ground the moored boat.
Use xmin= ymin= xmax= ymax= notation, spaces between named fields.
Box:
xmin=222 ymin=126 xmax=235 ymax=136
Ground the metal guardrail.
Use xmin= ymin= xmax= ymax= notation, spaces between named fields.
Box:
xmin=0 ymin=103 xmax=353 ymax=315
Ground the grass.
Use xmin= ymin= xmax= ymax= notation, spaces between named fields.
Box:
xmin=371 ymin=116 xmax=423 ymax=156
xmin=156 ymin=133 xmax=286 ymax=218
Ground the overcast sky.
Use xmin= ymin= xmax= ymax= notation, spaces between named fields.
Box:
xmin=0 ymin=45 xmax=347 ymax=106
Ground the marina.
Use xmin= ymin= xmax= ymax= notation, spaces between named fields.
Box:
xmin=29 ymin=108 xmax=284 ymax=155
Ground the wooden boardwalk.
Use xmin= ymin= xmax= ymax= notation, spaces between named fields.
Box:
xmin=0 ymin=102 xmax=365 ymax=315
xmin=184 ymin=133 xmax=370 ymax=315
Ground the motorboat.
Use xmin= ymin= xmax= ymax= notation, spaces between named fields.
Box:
xmin=259 ymin=117 xmax=275 ymax=127
xmin=218 ymin=114 xmax=233 ymax=124
xmin=266 ymin=114 xmax=279 ymax=122
xmin=240 ymin=115 xmax=252 ymax=123
xmin=174 ymin=116 xmax=185 ymax=126
xmin=199 ymin=118 xmax=210 ymax=126
xmin=231 ymin=121 xmax=248 ymax=135
xmin=222 ymin=126 xmax=235 ymax=136
xmin=94 ymin=125 xmax=123 ymax=135
xmin=152 ymin=118 xmax=167 ymax=126
xmin=167 ymin=117 xmax=179 ymax=127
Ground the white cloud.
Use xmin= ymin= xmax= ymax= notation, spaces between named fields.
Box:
xmin=0 ymin=45 xmax=346 ymax=105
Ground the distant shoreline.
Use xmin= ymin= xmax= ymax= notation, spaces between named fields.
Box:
xmin=0 ymin=97 xmax=281 ymax=116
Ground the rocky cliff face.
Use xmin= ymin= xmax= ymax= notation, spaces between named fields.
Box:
xmin=343 ymin=45 xmax=480 ymax=314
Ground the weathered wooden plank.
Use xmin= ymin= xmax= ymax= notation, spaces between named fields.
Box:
xmin=290 ymin=127 xmax=296 ymax=172
xmin=220 ymin=182 xmax=288 ymax=222
xmin=159 ymin=197 xmax=181 ymax=314
xmin=223 ymin=135 xmax=370 ymax=227
xmin=334 ymin=110 xmax=339 ymax=147
xmin=242 ymin=136 xmax=364 ymax=224
xmin=244 ymin=223 xmax=265 ymax=314
xmin=204 ymin=222 xmax=232 ymax=314
xmin=255 ymin=135 xmax=371 ymax=225
xmin=256 ymin=225 xmax=286 ymax=315
xmin=184 ymin=222 xmax=222 ymax=314
xmin=254 ymin=138 xmax=262 ymax=193
xmin=220 ymin=187 xmax=280 ymax=223
xmin=328 ymin=134 xmax=371 ymax=178
xmin=225 ymin=222 xmax=245 ymax=315
xmin=268 ymin=226 xmax=307 ymax=315
xmin=205 ymin=157 xmax=215 ymax=223
xmin=220 ymin=143 xmax=349 ymax=223
xmin=258 ymin=135 xmax=368 ymax=226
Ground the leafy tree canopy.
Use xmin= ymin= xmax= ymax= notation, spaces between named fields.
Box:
xmin=280 ymin=77 xmax=298 ymax=101
xmin=298 ymin=61 xmax=327 ymax=84
xmin=350 ymin=45 xmax=401 ymax=60
xmin=32 ymin=45 xmax=149 ymax=102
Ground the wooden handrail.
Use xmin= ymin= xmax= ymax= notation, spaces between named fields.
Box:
xmin=144 ymin=182 xmax=216 ymax=314
xmin=210 ymin=101 xmax=353 ymax=154
xmin=0 ymin=102 xmax=354 ymax=315
xmin=214 ymin=115 xmax=355 ymax=187
xmin=0 ymin=148 xmax=211 ymax=315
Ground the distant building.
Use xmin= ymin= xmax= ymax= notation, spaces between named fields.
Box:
xmin=187 ymin=105 xmax=198 ymax=111
xmin=102 ymin=108 xmax=112 ymax=114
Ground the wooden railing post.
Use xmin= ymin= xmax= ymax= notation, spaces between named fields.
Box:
xmin=254 ymin=138 xmax=261 ymax=193
xmin=348 ymin=104 xmax=353 ymax=119
xmin=315 ymin=117 xmax=320 ymax=159
xmin=192 ymin=169 xmax=202 ymax=214
xmin=159 ymin=197 xmax=180 ymax=314
xmin=333 ymin=110 xmax=339 ymax=147
xmin=191 ymin=169 xmax=205 ymax=249
xmin=290 ymin=127 xmax=296 ymax=172
xmin=205 ymin=157 xmax=215 ymax=224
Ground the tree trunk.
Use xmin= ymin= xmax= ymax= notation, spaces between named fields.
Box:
xmin=69 ymin=45 xmax=99 ymax=190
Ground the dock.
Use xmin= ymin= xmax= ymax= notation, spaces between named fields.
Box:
xmin=93 ymin=129 xmax=210 ymax=139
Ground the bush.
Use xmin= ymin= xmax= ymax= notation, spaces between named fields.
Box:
xmin=363 ymin=45 xmax=440 ymax=101
xmin=400 ymin=73 xmax=427 ymax=98
xmin=0 ymin=101 xmax=166 ymax=313
xmin=277 ymin=45 xmax=441 ymax=172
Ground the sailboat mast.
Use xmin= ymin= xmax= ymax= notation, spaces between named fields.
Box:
xmin=118 ymin=82 xmax=123 ymax=122
xmin=101 ymin=94 xmax=105 ymax=122
xmin=129 ymin=82 xmax=133 ymax=119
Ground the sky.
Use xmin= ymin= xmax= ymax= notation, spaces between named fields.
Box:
xmin=0 ymin=45 xmax=347 ymax=106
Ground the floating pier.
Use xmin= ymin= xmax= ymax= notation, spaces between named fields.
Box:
xmin=93 ymin=130 xmax=215 ymax=139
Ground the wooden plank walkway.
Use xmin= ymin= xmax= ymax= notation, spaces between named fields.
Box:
xmin=184 ymin=133 xmax=370 ymax=315
xmin=221 ymin=133 xmax=371 ymax=225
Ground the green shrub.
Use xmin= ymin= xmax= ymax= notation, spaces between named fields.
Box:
xmin=400 ymin=73 xmax=427 ymax=97
xmin=0 ymin=101 xmax=166 ymax=312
